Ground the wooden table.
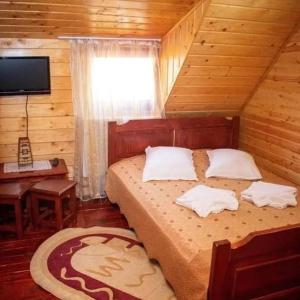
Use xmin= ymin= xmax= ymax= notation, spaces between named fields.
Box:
xmin=0 ymin=159 xmax=68 ymax=184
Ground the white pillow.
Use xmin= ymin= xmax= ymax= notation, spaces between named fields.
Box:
xmin=142 ymin=146 xmax=198 ymax=182
xmin=205 ymin=149 xmax=262 ymax=180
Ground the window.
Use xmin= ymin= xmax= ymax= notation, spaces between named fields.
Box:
xmin=71 ymin=39 xmax=162 ymax=199
xmin=91 ymin=56 xmax=157 ymax=119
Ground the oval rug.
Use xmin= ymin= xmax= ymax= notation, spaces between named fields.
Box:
xmin=30 ymin=226 xmax=176 ymax=300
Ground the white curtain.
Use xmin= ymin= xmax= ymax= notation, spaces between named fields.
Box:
xmin=71 ymin=39 xmax=163 ymax=200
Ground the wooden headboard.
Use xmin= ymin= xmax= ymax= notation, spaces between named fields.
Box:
xmin=108 ymin=116 xmax=239 ymax=166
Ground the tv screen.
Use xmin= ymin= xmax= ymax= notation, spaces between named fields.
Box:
xmin=0 ymin=56 xmax=51 ymax=96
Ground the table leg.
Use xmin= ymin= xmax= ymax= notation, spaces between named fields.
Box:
xmin=55 ymin=197 xmax=63 ymax=230
xmin=24 ymin=194 xmax=31 ymax=228
xmin=31 ymin=193 xmax=40 ymax=228
xmin=14 ymin=200 xmax=23 ymax=239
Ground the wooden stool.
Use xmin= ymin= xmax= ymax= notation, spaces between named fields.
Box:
xmin=30 ymin=179 xmax=77 ymax=230
xmin=0 ymin=182 xmax=31 ymax=239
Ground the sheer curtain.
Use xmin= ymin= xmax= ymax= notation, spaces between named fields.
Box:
xmin=71 ymin=39 xmax=163 ymax=200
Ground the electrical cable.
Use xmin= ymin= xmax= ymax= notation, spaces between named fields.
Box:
xmin=25 ymin=94 xmax=29 ymax=137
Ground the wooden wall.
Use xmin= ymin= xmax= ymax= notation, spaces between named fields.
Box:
xmin=0 ymin=39 xmax=74 ymax=177
xmin=159 ymin=0 xmax=208 ymax=104
xmin=240 ymin=27 xmax=300 ymax=185
xmin=162 ymin=0 xmax=300 ymax=116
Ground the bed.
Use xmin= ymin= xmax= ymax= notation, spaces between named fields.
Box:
xmin=105 ymin=116 xmax=300 ymax=300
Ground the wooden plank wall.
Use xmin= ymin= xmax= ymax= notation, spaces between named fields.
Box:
xmin=163 ymin=0 xmax=300 ymax=117
xmin=159 ymin=0 xmax=208 ymax=105
xmin=0 ymin=39 xmax=74 ymax=177
xmin=240 ymin=27 xmax=300 ymax=185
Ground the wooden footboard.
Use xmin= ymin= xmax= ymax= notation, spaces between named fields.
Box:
xmin=208 ymin=224 xmax=300 ymax=300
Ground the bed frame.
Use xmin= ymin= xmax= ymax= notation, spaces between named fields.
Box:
xmin=107 ymin=116 xmax=300 ymax=300
xmin=208 ymin=224 xmax=300 ymax=300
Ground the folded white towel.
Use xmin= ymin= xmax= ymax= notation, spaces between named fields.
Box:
xmin=176 ymin=185 xmax=239 ymax=217
xmin=241 ymin=181 xmax=298 ymax=209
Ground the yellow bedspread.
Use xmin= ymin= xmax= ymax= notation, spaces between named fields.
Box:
xmin=105 ymin=149 xmax=300 ymax=300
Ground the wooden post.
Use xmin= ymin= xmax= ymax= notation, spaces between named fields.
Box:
xmin=208 ymin=240 xmax=231 ymax=300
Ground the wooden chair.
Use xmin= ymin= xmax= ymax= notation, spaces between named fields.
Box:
xmin=30 ymin=179 xmax=77 ymax=230
xmin=0 ymin=182 xmax=31 ymax=239
xmin=208 ymin=224 xmax=300 ymax=300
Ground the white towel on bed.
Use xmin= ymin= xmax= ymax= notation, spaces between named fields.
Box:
xmin=241 ymin=181 xmax=298 ymax=209
xmin=176 ymin=185 xmax=239 ymax=217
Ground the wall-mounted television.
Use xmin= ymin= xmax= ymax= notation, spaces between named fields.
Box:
xmin=0 ymin=56 xmax=51 ymax=96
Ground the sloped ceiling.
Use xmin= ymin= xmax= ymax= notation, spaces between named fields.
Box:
xmin=0 ymin=0 xmax=200 ymax=38
xmin=162 ymin=0 xmax=300 ymax=116
xmin=159 ymin=0 xmax=209 ymax=104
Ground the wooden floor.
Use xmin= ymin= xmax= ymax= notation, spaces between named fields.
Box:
xmin=0 ymin=198 xmax=129 ymax=300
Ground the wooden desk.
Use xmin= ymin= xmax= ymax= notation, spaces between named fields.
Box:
xmin=0 ymin=159 xmax=68 ymax=184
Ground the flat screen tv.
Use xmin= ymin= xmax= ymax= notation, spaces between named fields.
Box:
xmin=0 ymin=56 xmax=51 ymax=96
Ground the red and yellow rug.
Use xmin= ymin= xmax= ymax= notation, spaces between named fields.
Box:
xmin=30 ymin=227 xmax=176 ymax=300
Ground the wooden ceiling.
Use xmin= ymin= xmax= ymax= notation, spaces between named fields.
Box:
xmin=0 ymin=0 xmax=200 ymax=39
xmin=162 ymin=0 xmax=300 ymax=116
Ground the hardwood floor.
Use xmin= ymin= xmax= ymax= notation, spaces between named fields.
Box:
xmin=0 ymin=198 xmax=129 ymax=300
